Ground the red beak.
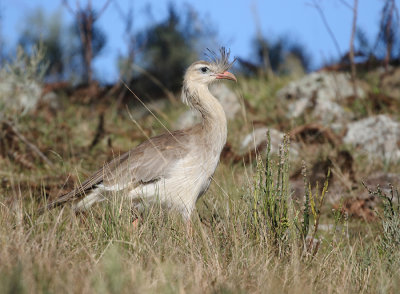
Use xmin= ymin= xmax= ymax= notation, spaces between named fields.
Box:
xmin=216 ymin=71 xmax=237 ymax=82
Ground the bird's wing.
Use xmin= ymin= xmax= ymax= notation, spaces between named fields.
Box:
xmin=42 ymin=129 xmax=193 ymax=210
xmin=101 ymin=129 xmax=192 ymax=188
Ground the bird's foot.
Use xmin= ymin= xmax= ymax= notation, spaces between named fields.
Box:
xmin=132 ymin=218 xmax=140 ymax=230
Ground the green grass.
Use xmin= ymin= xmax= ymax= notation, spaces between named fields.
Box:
xmin=1 ymin=159 xmax=400 ymax=293
xmin=1 ymin=107 xmax=400 ymax=293
xmin=2 ymin=60 xmax=400 ymax=292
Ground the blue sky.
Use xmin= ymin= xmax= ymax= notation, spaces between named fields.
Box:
xmin=2 ymin=0 xmax=384 ymax=82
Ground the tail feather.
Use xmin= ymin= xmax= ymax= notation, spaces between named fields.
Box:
xmin=37 ymin=186 xmax=98 ymax=214
xmin=73 ymin=189 xmax=104 ymax=211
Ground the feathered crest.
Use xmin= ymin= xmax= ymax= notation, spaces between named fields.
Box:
xmin=205 ymin=47 xmax=237 ymax=72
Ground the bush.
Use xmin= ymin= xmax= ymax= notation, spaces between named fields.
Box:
xmin=248 ymin=131 xmax=328 ymax=257
xmin=0 ymin=46 xmax=47 ymax=120
xmin=364 ymin=183 xmax=400 ymax=260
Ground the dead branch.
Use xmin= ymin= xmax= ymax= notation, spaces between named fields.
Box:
xmin=95 ymin=0 xmax=112 ymax=20
xmin=3 ymin=121 xmax=54 ymax=168
xmin=308 ymin=0 xmax=342 ymax=58
xmin=251 ymin=2 xmax=274 ymax=78
xmin=349 ymin=0 xmax=359 ymax=98
xmin=62 ymin=0 xmax=112 ymax=84
xmin=384 ymin=0 xmax=395 ymax=71
xmin=338 ymin=0 xmax=353 ymax=10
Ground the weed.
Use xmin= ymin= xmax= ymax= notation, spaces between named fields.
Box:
xmin=364 ymin=183 xmax=400 ymax=260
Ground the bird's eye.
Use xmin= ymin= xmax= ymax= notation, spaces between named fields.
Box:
xmin=200 ymin=67 xmax=209 ymax=73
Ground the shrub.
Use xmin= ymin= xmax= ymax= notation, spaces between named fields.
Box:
xmin=0 ymin=46 xmax=47 ymax=121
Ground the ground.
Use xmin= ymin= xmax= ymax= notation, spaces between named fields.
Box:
xmin=1 ymin=69 xmax=400 ymax=293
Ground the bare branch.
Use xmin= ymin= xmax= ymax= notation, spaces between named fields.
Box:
xmin=384 ymin=0 xmax=395 ymax=70
xmin=95 ymin=0 xmax=112 ymax=20
xmin=61 ymin=0 xmax=76 ymax=15
xmin=338 ymin=0 xmax=353 ymax=10
xmin=4 ymin=121 xmax=54 ymax=168
xmin=307 ymin=0 xmax=342 ymax=58
xmin=251 ymin=2 xmax=274 ymax=77
xmin=349 ymin=0 xmax=359 ymax=98
xmin=62 ymin=0 xmax=112 ymax=83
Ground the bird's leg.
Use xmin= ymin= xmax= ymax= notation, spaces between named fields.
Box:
xmin=130 ymin=207 xmax=141 ymax=231
xmin=132 ymin=218 xmax=140 ymax=230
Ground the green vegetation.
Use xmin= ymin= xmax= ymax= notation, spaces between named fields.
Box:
xmin=1 ymin=113 xmax=399 ymax=292
xmin=2 ymin=2 xmax=400 ymax=291
xmin=1 ymin=70 xmax=400 ymax=292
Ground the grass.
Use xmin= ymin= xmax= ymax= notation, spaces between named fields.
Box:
xmin=1 ymin=112 xmax=400 ymax=293
xmin=1 ymin=163 xmax=400 ymax=293
xmin=1 ymin=53 xmax=400 ymax=293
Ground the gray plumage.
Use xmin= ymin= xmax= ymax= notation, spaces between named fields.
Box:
xmin=43 ymin=47 xmax=237 ymax=220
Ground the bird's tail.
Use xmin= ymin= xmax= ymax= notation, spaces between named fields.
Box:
xmin=37 ymin=187 xmax=100 ymax=214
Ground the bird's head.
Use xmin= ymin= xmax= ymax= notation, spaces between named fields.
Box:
xmin=183 ymin=47 xmax=237 ymax=85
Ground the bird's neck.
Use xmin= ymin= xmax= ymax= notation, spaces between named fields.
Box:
xmin=182 ymin=81 xmax=227 ymax=151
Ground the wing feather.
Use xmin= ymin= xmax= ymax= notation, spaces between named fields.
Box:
xmin=42 ymin=128 xmax=194 ymax=211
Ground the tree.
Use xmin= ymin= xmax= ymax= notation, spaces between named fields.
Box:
xmin=376 ymin=0 xmax=400 ymax=69
xmin=344 ymin=0 xmax=400 ymax=70
xmin=18 ymin=9 xmax=64 ymax=81
xmin=65 ymin=14 xmax=107 ymax=83
xmin=125 ymin=4 xmax=215 ymax=97
xmin=17 ymin=6 xmax=107 ymax=83
xmin=246 ymin=35 xmax=311 ymax=76
xmin=63 ymin=0 xmax=110 ymax=84
xmin=114 ymin=0 xmax=136 ymax=82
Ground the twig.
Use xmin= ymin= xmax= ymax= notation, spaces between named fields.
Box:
xmin=251 ymin=2 xmax=274 ymax=77
xmin=62 ymin=0 xmax=112 ymax=83
xmin=384 ymin=0 xmax=395 ymax=71
xmin=62 ymin=0 xmax=112 ymax=20
xmin=95 ymin=0 xmax=112 ymax=20
xmin=349 ymin=0 xmax=359 ymax=98
xmin=338 ymin=0 xmax=353 ymax=10
xmin=3 ymin=121 xmax=54 ymax=168
xmin=307 ymin=0 xmax=342 ymax=58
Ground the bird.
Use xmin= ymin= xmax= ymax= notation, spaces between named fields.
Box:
xmin=42 ymin=47 xmax=237 ymax=221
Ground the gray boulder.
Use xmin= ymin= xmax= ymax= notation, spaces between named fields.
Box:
xmin=210 ymin=83 xmax=241 ymax=120
xmin=343 ymin=115 xmax=400 ymax=160
xmin=277 ymin=72 xmax=364 ymax=130
xmin=240 ymin=127 xmax=299 ymax=158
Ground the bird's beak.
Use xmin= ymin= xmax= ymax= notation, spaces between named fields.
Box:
xmin=216 ymin=71 xmax=237 ymax=82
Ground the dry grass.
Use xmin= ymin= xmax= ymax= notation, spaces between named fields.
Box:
xmin=1 ymin=166 xmax=400 ymax=293
xmin=1 ymin=72 xmax=400 ymax=293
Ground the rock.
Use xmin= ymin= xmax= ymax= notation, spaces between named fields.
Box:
xmin=277 ymin=72 xmax=364 ymax=130
xmin=240 ymin=127 xmax=299 ymax=158
xmin=343 ymin=115 xmax=400 ymax=160
xmin=209 ymin=83 xmax=241 ymax=120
